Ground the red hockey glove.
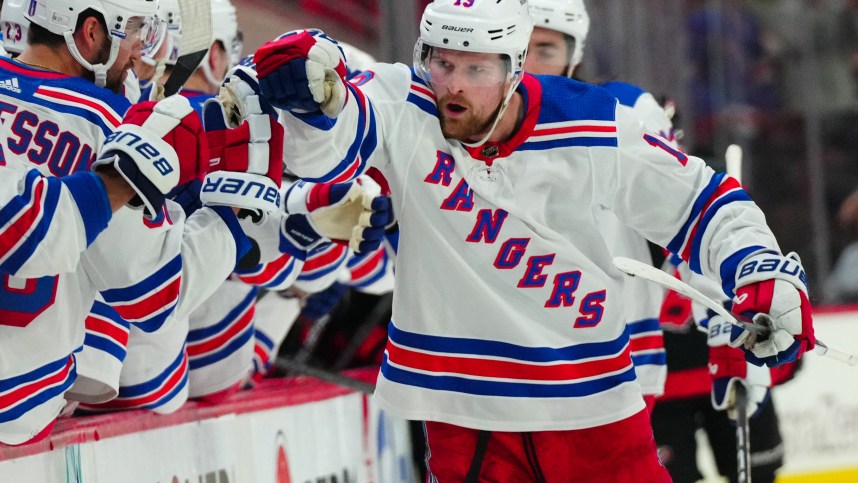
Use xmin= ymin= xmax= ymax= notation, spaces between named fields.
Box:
xmin=253 ymin=29 xmax=348 ymax=117
xmin=92 ymin=96 xmax=207 ymax=219
xmin=707 ymin=313 xmax=771 ymax=420
xmin=729 ymin=252 xmax=815 ymax=367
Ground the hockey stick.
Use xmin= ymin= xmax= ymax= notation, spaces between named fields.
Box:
xmin=163 ymin=0 xmax=212 ymax=97
xmin=726 ymin=144 xmax=753 ymax=483
xmin=273 ymin=358 xmax=375 ymax=395
xmin=734 ymin=383 xmax=752 ymax=483
xmin=613 ymin=256 xmax=858 ymax=366
xmin=726 ymin=144 xmax=743 ymax=183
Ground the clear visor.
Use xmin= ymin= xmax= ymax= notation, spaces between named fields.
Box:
xmin=117 ymin=16 xmax=156 ymax=47
xmin=141 ymin=17 xmax=168 ymax=59
xmin=415 ymin=40 xmax=513 ymax=92
xmin=228 ymin=30 xmax=245 ymax=67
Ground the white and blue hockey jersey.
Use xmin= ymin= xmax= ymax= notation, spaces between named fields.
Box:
xmin=598 ymin=80 xmax=673 ymax=397
xmin=0 ymin=58 xmax=248 ymax=443
xmin=279 ymin=64 xmax=781 ymax=432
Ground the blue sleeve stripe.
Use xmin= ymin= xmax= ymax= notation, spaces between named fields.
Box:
xmin=188 ymin=324 xmax=254 ymax=370
xmin=357 ymin=100 xmax=378 ymax=172
xmin=116 ymin=349 xmax=185 ymax=397
xmin=632 ymin=353 xmax=667 ymax=367
xmin=406 ymin=94 xmax=437 ymax=116
xmin=140 ymin=372 xmax=188 ymax=411
xmin=627 ymin=318 xmax=661 ymax=335
xmin=298 ymin=83 xmax=369 ymax=183
xmin=254 ymin=329 xmax=275 ymax=351
xmin=719 ymin=245 xmax=771 ymax=297
xmin=667 ymin=173 xmax=725 ymax=255
xmin=0 ymin=354 xmax=69 ymax=392
xmin=208 ymin=205 xmax=252 ymax=268
xmin=83 ymin=333 xmax=126 ymax=362
xmin=688 ymin=191 xmax=753 ymax=273
xmin=187 ymin=288 xmax=258 ymax=341
xmin=519 ymin=137 xmax=618 ymax=150
xmin=3 ymin=174 xmax=61 ymax=274
xmin=0 ymin=358 xmax=75 ymax=423
xmin=26 ymin=94 xmax=114 ymax=137
xmin=100 ymin=254 xmax=183 ymax=303
xmin=260 ymin=258 xmax=298 ymax=288
xmin=0 ymin=169 xmax=39 ymax=226
xmin=296 ymin=257 xmax=345 ymax=280
xmin=61 ymin=172 xmax=111 ymax=246
xmin=292 ymin=111 xmax=338 ymax=131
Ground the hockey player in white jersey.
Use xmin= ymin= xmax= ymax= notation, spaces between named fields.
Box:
xmin=525 ymin=0 xmax=668 ymax=411
xmin=0 ymin=0 xmax=287 ymax=444
xmin=251 ymin=0 xmax=817 ymax=480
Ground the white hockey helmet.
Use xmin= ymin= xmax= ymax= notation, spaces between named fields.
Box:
xmin=414 ymin=0 xmax=534 ymax=147
xmin=25 ymin=0 xmax=158 ymax=87
xmin=0 ymin=0 xmax=30 ymax=54
xmin=200 ymin=0 xmax=243 ymax=87
xmin=528 ymin=0 xmax=589 ymax=75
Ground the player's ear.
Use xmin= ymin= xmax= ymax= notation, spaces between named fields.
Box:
xmin=75 ymin=16 xmax=106 ymax=58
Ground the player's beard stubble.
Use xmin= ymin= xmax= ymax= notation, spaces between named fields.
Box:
xmin=437 ymin=93 xmax=503 ymax=143
xmin=88 ymin=40 xmax=133 ymax=94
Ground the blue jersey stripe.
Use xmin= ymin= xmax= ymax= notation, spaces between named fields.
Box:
xmin=84 ymin=333 xmax=126 ymax=362
xmin=0 ymin=364 xmax=75 ymax=423
xmin=187 ymin=288 xmax=257 ymax=342
xmin=388 ymin=323 xmax=630 ymax=363
xmin=519 ymin=137 xmax=618 ymax=151
xmin=100 ymin=255 xmax=182 ymax=303
xmin=381 ymin=355 xmax=637 ymax=398
xmin=116 ymin=349 xmax=185 ymax=398
xmin=188 ymin=324 xmax=254 ymax=370
xmin=255 ymin=329 xmax=275 ymax=350
xmin=632 ymin=353 xmax=667 ymax=367
xmin=406 ymin=94 xmax=437 ymax=116
xmin=627 ymin=318 xmax=661 ymax=335
xmin=688 ymin=192 xmax=753 ymax=273
xmin=667 ymin=173 xmax=725 ymax=255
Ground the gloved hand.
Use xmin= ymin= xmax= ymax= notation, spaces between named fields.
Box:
xmin=729 ymin=252 xmax=816 ymax=367
xmin=253 ymin=29 xmax=348 ymax=117
xmin=281 ymin=175 xmax=393 ymax=255
xmin=707 ymin=312 xmax=771 ymax=420
xmin=91 ymin=96 xmax=208 ymax=219
xmin=201 ymin=83 xmax=284 ymax=213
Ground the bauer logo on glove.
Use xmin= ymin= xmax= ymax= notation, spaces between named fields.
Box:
xmin=201 ymin=87 xmax=284 ymax=213
xmin=92 ymin=96 xmax=208 ymax=219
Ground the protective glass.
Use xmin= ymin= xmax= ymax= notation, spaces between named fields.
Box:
xmin=120 ymin=16 xmax=155 ymax=47
xmin=416 ymin=42 xmax=512 ymax=92
xmin=141 ymin=17 xmax=168 ymax=59
xmin=228 ymin=30 xmax=245 ymax=67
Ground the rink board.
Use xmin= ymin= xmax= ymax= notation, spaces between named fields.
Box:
xmin=0 ymin=310 xmax=856 ymax=482
xmin=0 ymin=369 xmax=414 ymax=483
xmin=774 ymin=308 xmax=858 ymax=481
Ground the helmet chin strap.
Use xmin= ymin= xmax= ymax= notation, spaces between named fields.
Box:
xmin=460 ymin=73 xmax=523 ymax=149
xmin=64 ymin=31 xmax=121 ymax=88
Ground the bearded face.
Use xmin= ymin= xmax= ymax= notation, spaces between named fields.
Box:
xmin=427 ymin=48 xmax=509 ymax=143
